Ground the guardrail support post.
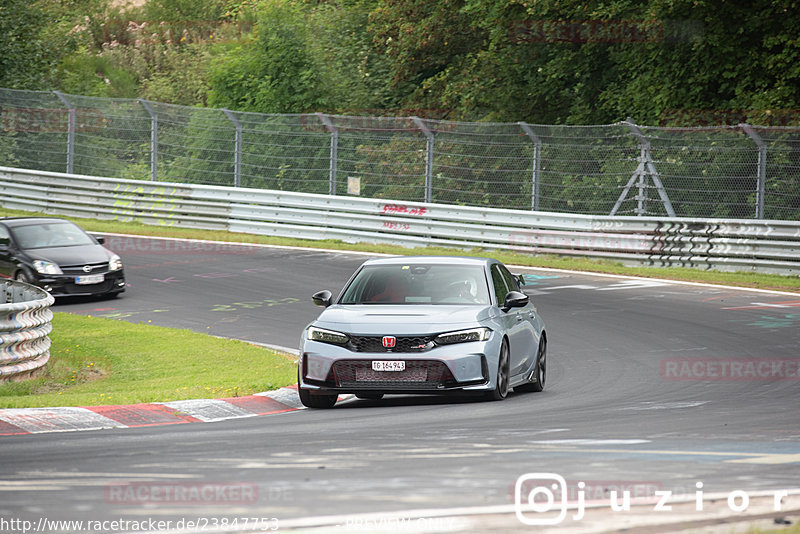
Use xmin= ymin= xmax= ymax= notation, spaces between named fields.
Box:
xmin=317 ymin=113 xmax=339 ymax=195
xmin=139 ymin=99 xmax=158 ymax=182
xmin=519 ymin=122 xmax=542 ymax=211
xmin=53 ymin=92 xmax=75 ymax=175
xmin=740 ymin=123 xmax=767 ymax=219
xmin=412 ymin=116 xmax=434 ymax=203
xmin=222 ymin=109 xmax=242 ymax=187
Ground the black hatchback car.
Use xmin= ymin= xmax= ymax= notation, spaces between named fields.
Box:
xmin=0 ymin=217 xmax=125 ymax=298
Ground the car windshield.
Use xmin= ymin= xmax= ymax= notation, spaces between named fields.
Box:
xmin=339 ymin=264 xmax=490 ymax=305
xmin=10 ymin=221 xmax=95 ymax=249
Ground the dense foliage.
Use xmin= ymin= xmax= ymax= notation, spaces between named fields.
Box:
xmin=1 ymin=0 xmax=798 ymax=124
xmin=1 ymin=0 xmax=798 ymax=220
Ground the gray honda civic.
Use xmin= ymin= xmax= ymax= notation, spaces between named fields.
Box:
xmin=298 ymin=256 xmax=547 ymax=408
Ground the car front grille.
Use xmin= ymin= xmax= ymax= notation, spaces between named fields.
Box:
xmin=331 ymin=360 xmax=456 ymax=390
xmin=347 ymin=335 xmax=435 ymax=353
xmin=60 ymin=262 xmax=110 ymax=275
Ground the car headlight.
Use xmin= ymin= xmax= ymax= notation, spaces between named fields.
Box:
xmin=109 ymin=254 xmax=123 ymax=271
xmin=307 ymin=326 xmax=349 ymax=345
xmin=32 ymin=260 xmax=62 ymax=275
xmin=435 ymin=327 xmax=491 ymax=345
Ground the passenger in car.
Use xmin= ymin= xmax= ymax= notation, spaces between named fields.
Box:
xmin=368 ymin=275 xmax=408 ymax=303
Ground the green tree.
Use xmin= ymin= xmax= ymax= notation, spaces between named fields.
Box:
xmin=207 ymin=0 xmax=330 ymax=113
xmin=366 ymin=0 xmax=800 ymax=124
xmin=0 ymin=0 xmax=57 ymax=88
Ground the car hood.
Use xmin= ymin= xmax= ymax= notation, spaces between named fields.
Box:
xmin=24 ymin=245 xmax=111 ymax=266
xmin=312 ymin=305 xmax=494 ymax=335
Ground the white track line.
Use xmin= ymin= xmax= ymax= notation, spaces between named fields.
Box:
xmin=102 ymin=231 xmax=799 ymax=297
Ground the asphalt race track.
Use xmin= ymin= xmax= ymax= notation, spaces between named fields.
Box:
xmin=1 ymin=234 xmax=799 ymax=533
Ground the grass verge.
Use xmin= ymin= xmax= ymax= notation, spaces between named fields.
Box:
xmin=0 ymin=313 xmax=298 ymax=408
xmin=1 ymin=208 xmax=798 ymax=293
xmin=746 ymin=522 xmax=800 ymax=534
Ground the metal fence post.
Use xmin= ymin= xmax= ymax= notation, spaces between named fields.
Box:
xmin=412 ymin=117 xmax=434 ymax=203
xmin=139 ymin=99 xmax=158 ymax=181
xmin=612 ymin=118 xmax=676 ymax=217
xmin=222 ymin=109 xmax=242 ymax=187
xmin=637 ymin=151 xmax=648 ymax=216
xmin=316 ymin=113 xmax=338 ymax=195
xmin=52 ymin=92 xmax=75 ymax=174
xmin=3 ymin=88 xmax=798 ymax=221
xmin=518 ymin=122 xmax=542 ymax=211
xmin=740 ymin=123 xmax=767 ymax=219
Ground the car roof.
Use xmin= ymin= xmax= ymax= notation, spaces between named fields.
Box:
xmin=360 ymin=256 xmax=497 ymax=267
xmin=0 ymin=217 xmax=73 ymax=227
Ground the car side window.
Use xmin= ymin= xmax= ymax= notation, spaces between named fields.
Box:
xmin=490 ymin=265 xmax=510 ymax=306
xmin=499 ymin=265 xmax=521 ymax=293
xmin=0 ymin=226 xmax=9 ymax=247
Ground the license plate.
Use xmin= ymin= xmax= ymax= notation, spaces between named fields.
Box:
xmin=372 ymin=360 xmax=405 ymax=372
xmin=75 ymin=274 xmax=104 ymax=285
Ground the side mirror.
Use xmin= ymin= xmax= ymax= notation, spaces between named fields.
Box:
xmin=502 ymin=291 xmax=529 ymax=312
xmin=312 ymin=290 xmax=333 ymax=308
xmin=93 ymin=235 xmax=105 ymax=245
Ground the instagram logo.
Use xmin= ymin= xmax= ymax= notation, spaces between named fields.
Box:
xmin=513 ymin=473 xmax=793 ymax=526
xmin=515 ymin=473 xmax=579 ymax=525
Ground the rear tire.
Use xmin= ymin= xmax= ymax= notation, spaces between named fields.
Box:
xmin=515 ymin=337 xmax=546 ymax=393
xmin=486 ymin=339 xmax=510 ymax=401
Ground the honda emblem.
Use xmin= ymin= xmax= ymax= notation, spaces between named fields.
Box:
xmin=382 ymin=336 xmax=396 ymax=349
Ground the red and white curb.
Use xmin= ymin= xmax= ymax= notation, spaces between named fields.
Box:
xmin=0 ymin=386 xmax=304 ymax=436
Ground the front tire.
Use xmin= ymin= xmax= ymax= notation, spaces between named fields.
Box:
xmin=14 ymin=270 xmax=32 ymax=284
xmin=298 ymin=387 xmax=338 ymax=409
xmin=486 ymin=339 xmax=510 ymax=401
xmin=297 ymin=367 xmax=337 ymax=408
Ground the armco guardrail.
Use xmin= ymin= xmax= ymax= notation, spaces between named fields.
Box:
xmin=0 ymin=280 xmax=54 ymax=381
xmin=1 ymin=166 xmax=799 ymax=275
